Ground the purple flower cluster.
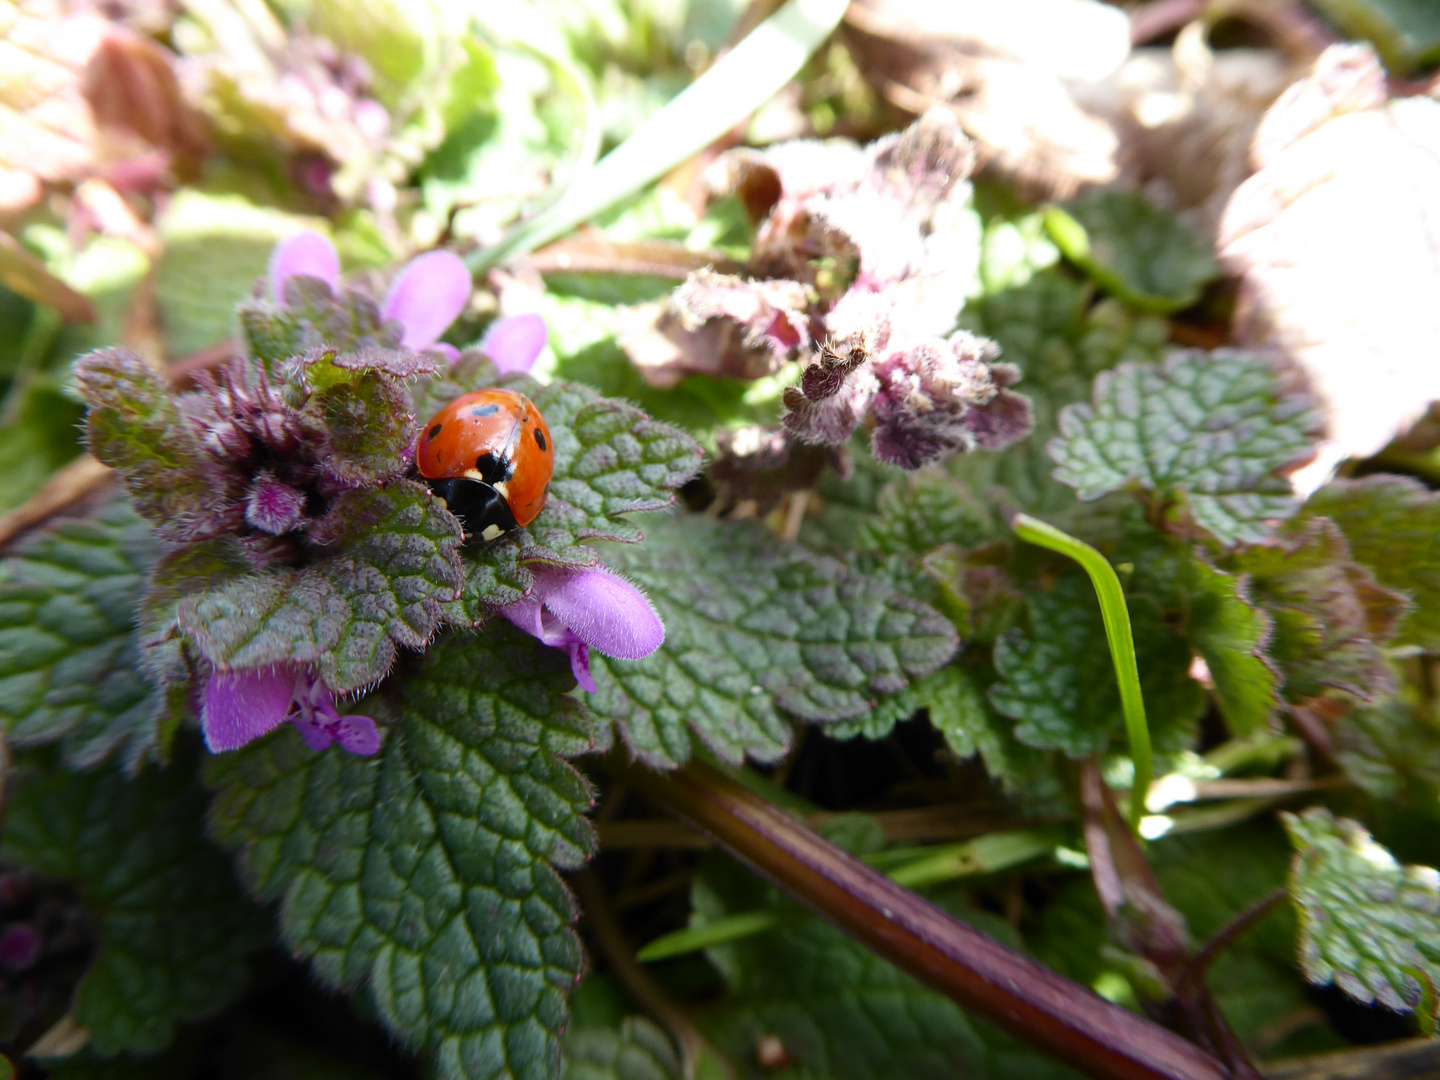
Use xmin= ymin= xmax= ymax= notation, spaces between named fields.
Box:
xmin=201 ymin=233 xmax=664 ymax=756
xmin=621 ymin=110 xmax=1032 ymax=473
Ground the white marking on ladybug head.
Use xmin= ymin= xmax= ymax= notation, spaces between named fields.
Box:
xmin=480 ymin=524 xmax=504 ymax=541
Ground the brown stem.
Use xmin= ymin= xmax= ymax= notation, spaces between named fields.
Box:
xmin=0 ymin=456 xmax=114 ymax=551
xmin=571 ymin=869 xmax=707 ymax=1075
xmin=609 ymin=757 xmax=1232 ymax=1080
xmin=1178 ymin=889 xmax=1288 ymax=992
xmin=1262 ymin=1036 xmax=1440 ymax=1080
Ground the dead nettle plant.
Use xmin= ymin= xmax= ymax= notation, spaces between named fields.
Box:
xmin=622 ymin=109 xmax=1034 ymax=494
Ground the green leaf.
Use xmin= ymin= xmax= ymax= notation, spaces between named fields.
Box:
xmin=1226 ymin=519 xmax=1405 ymax=707
xmin=206 ymin=625 xmax=597 ymax=1080
xmin=179 ymin=481 xmax=463 ymax=692
xmin=525 ymin=379 xmax=703 ymax=552
xmin=306 ymin=0 xmax=437 ymax=105
xmin=589 ymin=515 xmax=959 ymax=767
xmin=1284 ymin=807 xmax=1440 ymax=1016
xmin=289 ymin=348 xmax=424 ymax=487
xmin=1307 ymin=475 xmax=1440 ymax=651
xmin=829 ymin=664 xmax=1050 ymax=792
xmin=74 ymin=349 xmax=238 ymax=541
xmin=1306 ymin=0 xmax=1440 ymax=74
xmin=1043 ymin=192 xmax=1218 ymax=313
xmin=562 ymin=1018 xmax=681 ymax=1080
xmin=1333 ymin=697 xmax=1440 ymax=801
xmin=0 ymin=752 xmax=268 ymax=1055
xmin=0 ymin=502 xmax=172 ymax=771
xmin=990 ymin=575 xmax=1204 ymax=758
xmin=1182 ymin=556 xmax=1279 ymax=736
xmin=955 ymin=272 xmax=1167 ymax=514
xmin=693 ymin=851 xmax=1083 ymax=1080
xmin=1126 ymin=542 xmax=1286 ymax=738
xmin=855 ymin=472 xmax=996 ymax=556
xmin=1049 ymin=349 xmax=1319 ymax=546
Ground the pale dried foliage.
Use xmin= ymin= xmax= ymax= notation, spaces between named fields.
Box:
xmin=1219 ymin=45 xmax=1440 ymax=489
xmin=842 ymin=0 xmax=1131 ymax=198
xmin=0 ymin=0 xmax=207 ymax=218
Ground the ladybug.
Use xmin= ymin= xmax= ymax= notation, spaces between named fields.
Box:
xmin=417 ymin=389 xmax=554 ymax=541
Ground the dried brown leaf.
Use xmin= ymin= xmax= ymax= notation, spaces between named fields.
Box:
xmin=1218 ymin=45 xmax=1440 ymax=485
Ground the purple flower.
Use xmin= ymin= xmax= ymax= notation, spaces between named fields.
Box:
xmin=501 ymin=564 xmax=664 ymax=692
xmin=269 ymin=230 xmax=340 ymax=302
xmin=0 ymin=924 xmax=40 ymax=972
xmin=267 ymin=234 xmax=472 ymax=355
xmin=382 ymin=250 xmax=472 ymax=353
xmin=202 ymin=664 xmax=379 ymax=755
xmin=481 ymin=312 xmax=549 ymax=374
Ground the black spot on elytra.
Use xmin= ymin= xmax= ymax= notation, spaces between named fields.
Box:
xmin=427 ymin=423 xmax=443 ymax=441
xmin=534 ymin=428 xmax=546 ymax=452
xmin=473 ymin=451 xmax=511 ymax=484
xmin=471 ymin=404 xmax=500 ymax=417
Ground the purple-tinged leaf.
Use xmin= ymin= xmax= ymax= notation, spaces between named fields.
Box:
xmin=180 ymin=480 xmax=462 ymax=692
xmin=244 ymin=472 xmax=307 ymax=535
xmin=75 ymin=349 xmax=243 ymax=542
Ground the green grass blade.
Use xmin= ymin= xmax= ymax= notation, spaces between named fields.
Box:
xmin=1011 ymin=513 xmax=1153 ymax=831
xmin=637 ymin=829 xmax=1060 ymax=962
xmin=636 ymin=910 xmax=782 ymax=962
xmin=466 ymin=0 xmax=850 ymax=272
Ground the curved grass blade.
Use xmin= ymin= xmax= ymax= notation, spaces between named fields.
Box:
xmin=1011 ymin=512 xmax=1154 ymax=830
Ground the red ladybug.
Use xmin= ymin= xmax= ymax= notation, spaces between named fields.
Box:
xmin=416 ymin=389 xmax=554 ymax=541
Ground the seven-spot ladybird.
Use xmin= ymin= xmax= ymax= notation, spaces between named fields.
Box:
xmin=417 ymin=389 xmax=554 ymax=541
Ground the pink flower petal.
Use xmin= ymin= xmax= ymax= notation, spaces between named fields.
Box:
xmin=291 ymin=714 xmax=334 ymax=751
xmin=568 ymin=642 xmax=597 ymax=693
xmin=381 ymin=250 xmax=470 ymax=350
xmin=530 ymin=565 xmax=665 ymax=660
xmin=500 ymin=595 xmax=549 ymax=642
xmin=481 ymin=313 xmax=548 ymax=374
xmin=202 ymin=666 xmax=298 ymax=752
xmin=269 ymin=231 xmax=340 ymax=303
xmin=333 ymin=714 xmax=381 ymax=755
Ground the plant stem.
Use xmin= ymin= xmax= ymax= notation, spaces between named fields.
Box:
xmin=610 ymin=757 xmax=1231 ymax=1080
xmin=571 ymin=869 xmax=707 ymax=1074
xmin=466 ymin=0 xmax=850 ymax=272
xmin=1011 ymin=513 xmax=1154 ymax=830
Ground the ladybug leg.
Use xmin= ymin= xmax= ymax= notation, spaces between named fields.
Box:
xmin=428 ymin=477 xmax=518 ymax=542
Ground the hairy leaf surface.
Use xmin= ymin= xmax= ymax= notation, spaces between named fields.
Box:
xmin=1 ymin=753 xmax=267 ymax=1054
xmin=1285 ymin=808 xmax=1440 ymax=1015
xmin=0 ymin=503 xmax=169 ymax=771
xmin=1049 ymin=350 xmax=1318 ymax=545
xmin=590 ymin=515 xmax=959 ymax=767
xmin=180 ymin=481 xmax=463 ymax=692
xmin=206 ymin=627 xmax=597 ymax=1080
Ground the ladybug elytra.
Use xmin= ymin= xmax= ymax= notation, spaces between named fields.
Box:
xmin=417 ymin=389 xmax=554 ymax=541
